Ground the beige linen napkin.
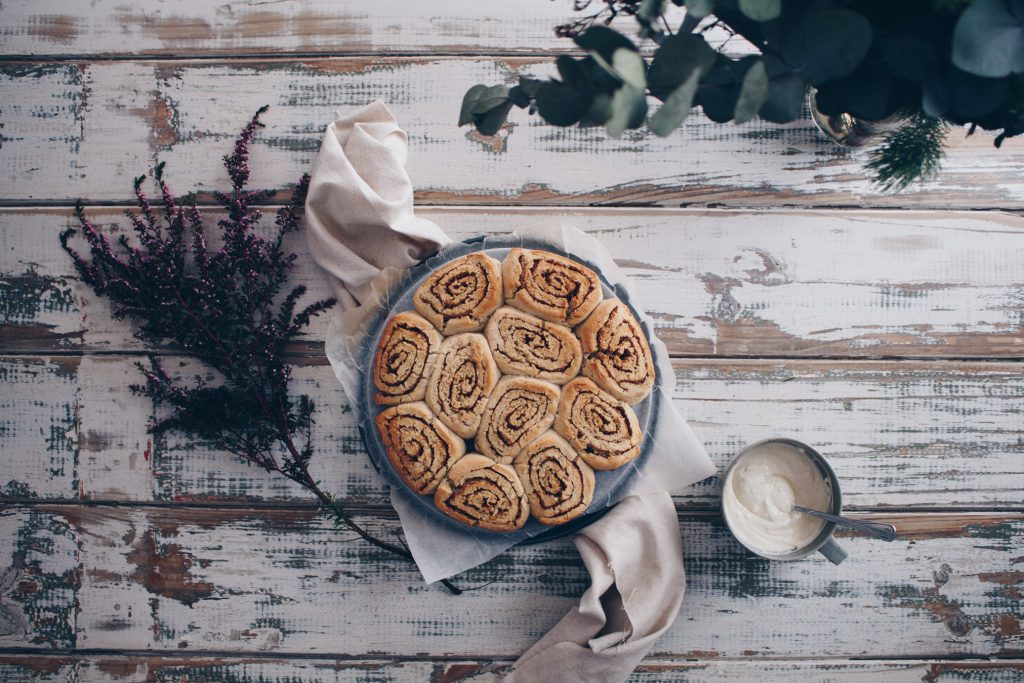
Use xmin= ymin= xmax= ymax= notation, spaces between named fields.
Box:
xmin=305 ymin=100 xmax=451 ymax=308
xmin=307 ymin=101 xmax=687 ymax=683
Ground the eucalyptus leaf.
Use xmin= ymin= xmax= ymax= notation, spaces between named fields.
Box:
xmin=648 ymin=33 xmax=716 ymax=99
xmin=612 ymin=48 xmax=647 ymax=89
xmin=470 ymin=85 xmax=511 ymax=116
xmin=557 ymin=55 xmax=588 ymax=88
xmin=606 ymin=84 xmax=648 ymax=138
xmin=739 ymin=0 xmax=780 ymax=22
xmin=649 ymin=70 xmax=701 ymax=136
xmin=476 ymin=100 xmax=513 ymax=136
xmin=686 ymin=0 xmax=715 ymax=19
xmin=758 ymin=71 xmax=805 ymax=123
xmin=882 ymin=35 xmax=940 ymax=83
xmin=734 ymin=59 xmax=769 ymax=123
xmin=639 ymin=0 xmax=667 ymax=25
xmin=580 ymin=92 xmax=614 ymax=127
xmin=535 ymin=81 xmax=590 ymax=126
xmin=459 ymin=84 xmax=487 ymax=126
xmin=782 ymin=9 xmax=873 ymax=85
xmin=574 ymin=26 xmax=638 ymax=63
xmin=952 ymin=0 xmax=1024 ymax=78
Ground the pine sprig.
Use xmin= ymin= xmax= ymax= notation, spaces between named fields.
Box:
xmin=60 ymin=107 xmax=460 ymax=594
xmin=866 ymin=114 xmax=950 ymax=192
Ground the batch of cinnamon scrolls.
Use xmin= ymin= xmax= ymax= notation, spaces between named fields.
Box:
xmin=372 ymin=248 xmax=655 ymax=532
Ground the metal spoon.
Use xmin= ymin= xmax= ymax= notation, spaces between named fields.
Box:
xmin=793 ymin=506 xmax=898 ymax=542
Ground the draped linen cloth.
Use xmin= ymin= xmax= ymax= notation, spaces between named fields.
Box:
xmin=306 ymin=101 xmax=690 ymax=683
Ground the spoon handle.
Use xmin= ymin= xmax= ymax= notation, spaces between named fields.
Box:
xmin=793 ymin=506 xmax=898 ymax=542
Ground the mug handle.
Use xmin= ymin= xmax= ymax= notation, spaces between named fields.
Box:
xmin=818 ymin=538 xmax=848 ymax=565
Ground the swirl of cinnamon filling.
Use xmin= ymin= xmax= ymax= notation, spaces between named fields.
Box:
xmin=434 ymin=454 xmax=529 ymax=532
xmin=425 ymin=333 xmax=500 ymax=439
xmin=413 ymin=252 xmax=503 ymax=334
xmin=502 ymin=248 xmax=602 ymax=326
xmin=484 ymin=307 xmax=581 ymax=385
xmin=373 ymin=312 xmax=443 ymax=405
xmin=554 ymin=377 xmax=642 ymax=470
xmin=576 ymin=299 xmax=655 ymax=405
xmin=513 ymin=431 xmax=595 ymax=525
xmin=375 ymin=402 xmax=466 ymax=495
xmin=475 ymin=376 xmax=561 ymax=462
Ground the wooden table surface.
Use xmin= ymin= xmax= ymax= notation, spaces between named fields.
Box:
xmin=1 ymin=2 xmax=1022 ymax=681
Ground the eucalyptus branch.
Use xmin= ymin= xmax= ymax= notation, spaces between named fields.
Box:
xmin=60 ymin=107 xmax=460 ymax=595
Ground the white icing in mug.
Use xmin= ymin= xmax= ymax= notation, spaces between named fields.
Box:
xmin=721 ymin=439 xmax=847 ymax=564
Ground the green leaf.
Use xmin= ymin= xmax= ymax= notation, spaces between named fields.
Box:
xmin=734 ymin=59 xmax=769 ymax=123
xmin=649 ymin=70 xmax=701 ymax=136
xmin=648 ymin=33 xmax=716 ymax=99
xmin=535 ymin=81 xmax=590 ymax=126
xmin=685 ymin=0 xmax=715 ymax=19
xmin=606 ymin=84 xmax=648 ymax=138
xmin=881 ymin=35 xmax=940 ymax=83
xmin=782 ymin=9 xmax=872 ymax=85
xmin=758 ymin=72 xmax=805 ymax=122
xmin=475 ymin=100 xmax=513 ymax=136
xmin=739 ymin=0 xmax=780 ymax=22
xmin=580 ymin=92 xmax=614 ymax=127
xmin=612 ymin=48 xmax=647 ymax=89
xmin=516 ymin=77 xmax=543 ymax=98
xmin=952 ymin=0 xmax=1024 ymax=78
xmin=556 ymin=55 xmax=588 ymax=88
xmin=639 ymin=0 xmax=667 ymax=25
xmin=469 ymin=85 xmax=511 ymax=116
xmin=459 ymin=84 xmax=487 ymax=126
xmin=574 ymin=26 xmax=638 ymax=63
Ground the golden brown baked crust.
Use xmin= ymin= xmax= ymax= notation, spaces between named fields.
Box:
xmin=475 ymin=376 xmax=561 ymax=462
xmin=433 ymin=454 xmax=529 ymax=532
xmin=576 ymin=299 xmax=655 ymax=405
xmin=502 ymin=248 xmax=602 ymax=326
xmin=513 ymin=431 xmax=595 ymax=525
xmin=413 ymin=252 xmax=503 ymax=334
xmin=554 ymin=377 xmax=642 ymax=470
xmin=373 ymin=311 xmax=443 ymax=405
xmin=375 ymin=402 xmax=466 ymax=495
xmin=484 ymin=306 xmax=582 ymax=385
xmin=425 ymin=333 xmax=501 ymax=438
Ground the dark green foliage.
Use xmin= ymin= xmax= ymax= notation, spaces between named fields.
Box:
xmin=866 ymin=113 xmax=949 ymax=192
xmin=61 ymin=109 xmax=460 ymax=593
xmin=458 ymin=0 xmax=1024 ymax=190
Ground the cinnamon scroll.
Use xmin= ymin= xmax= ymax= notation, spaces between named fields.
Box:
xmin=375 ymin=402 xmax=466 ymax=495
xmin=434 ymin=454 xmax=530 ymax=532
xmin=576 ymin=299 xmax=655 ymax=405
xmin=373 ymin=311 xmax=442 ymax=405
xmin=475 ymin=377 xmax=560 ymax=462
xmin=484 ymin=307 xmax=581 ymax=384
xmin=413 ymin=252 xmax=503 ymax=334
xmin=514 ymin=431 xmax=595 ymax=525
xmin=502 ymin=248 xmax=602 ymax=326
xmin=554 ymin=377 xmax=642 ymax=470
xmin=425 ymin=333 xmax=500 ymax=439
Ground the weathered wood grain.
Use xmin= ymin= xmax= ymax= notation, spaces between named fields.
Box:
xmin=1 ymin=655 xmax=1023 ymax=682
xmin=0 ymin=0 xmax=690 ymax=58
xmin=0 ymin=506 xmax=1020 ymax=658
xmin=3 ymin=207 xmax=1022 ymax=358
xmin=1 ymin=355 xmax=1021 ymax=509
xmin=1 ymin=59 xmax=1022 ymax=209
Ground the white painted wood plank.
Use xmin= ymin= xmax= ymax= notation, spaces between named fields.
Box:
xmin=0 ymin=0 xmax=685 ymax=57
xmin=3 ymin=207 xmax=1023 ymax=358
xmin=1 ymin=506 xmax=1019 ymax=658
xmin=2 ymin=655 xmax=1023 ymax=682
xmin=1 ymin=355 xmax=1021 ymax=509
xmin=1 ymin=60 xmax=1022 ymax=208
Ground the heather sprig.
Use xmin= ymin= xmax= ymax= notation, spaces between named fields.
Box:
xmin=61 ymin=107 xmax=460 ymax=594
